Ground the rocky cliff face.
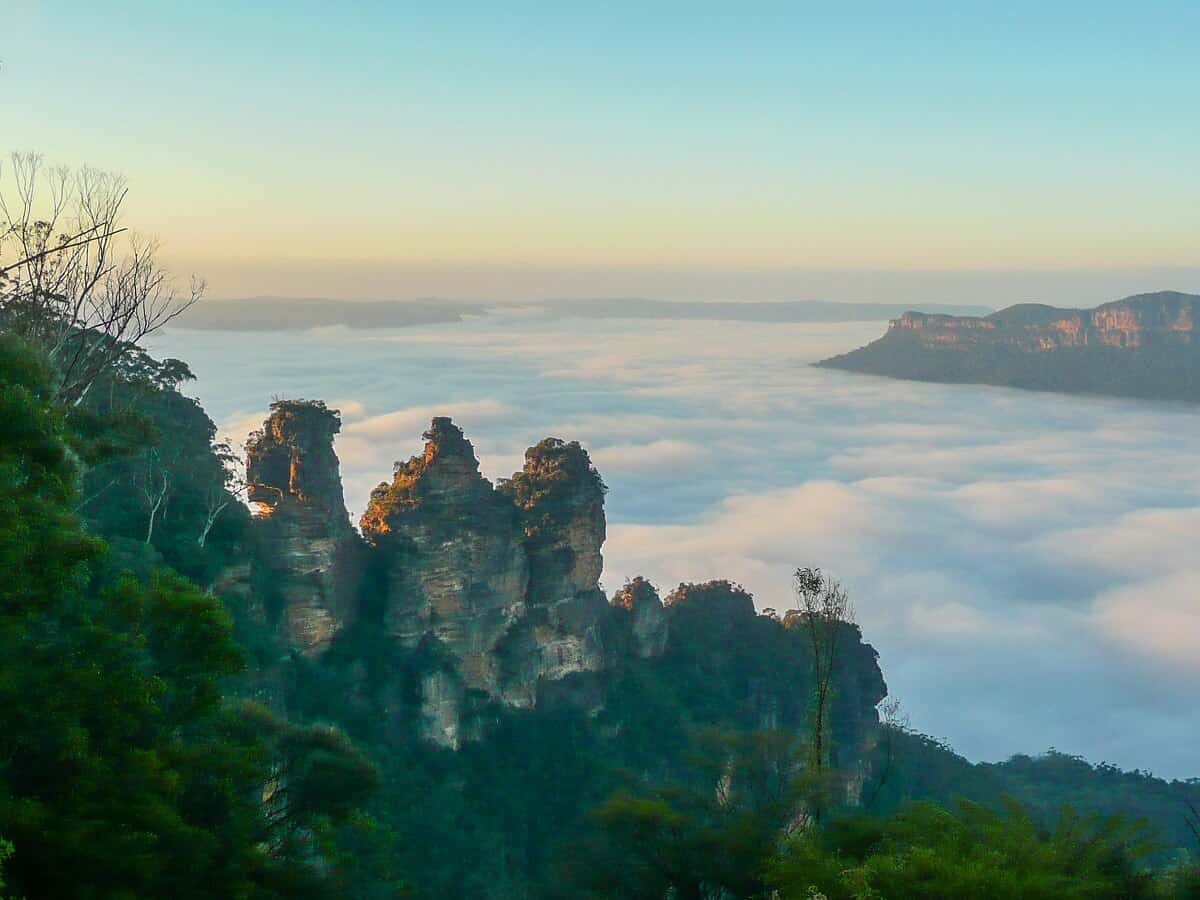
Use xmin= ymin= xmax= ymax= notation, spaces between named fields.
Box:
xmin=244 ymin=400 xmax=363 ymax=654
xmin=889 ymin=291 xmax=1199 ymax=352
xmin=495 ymin=438 xmax=610 ymax=705
xmin=358 ymin=420 xmax=612 ymax=744
xmin=237 ymin=409 xmax=887 ymax=760
xmin=820 ymin=291 xmax=1200 ymax=403
xmin=358 ymin=418 xmax=529 ymax=745
xmin=659 ymin=580 xmax=887 ymax=768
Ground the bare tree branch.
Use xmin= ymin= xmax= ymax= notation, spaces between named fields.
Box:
xmin=0 ymin=151 xmax=203 ymax=404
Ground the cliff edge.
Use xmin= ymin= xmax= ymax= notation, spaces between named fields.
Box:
xmin=231 ymin=408 xmax=886 ymax=758
xmin=818 ymin=291 xmax=1200 ymax=402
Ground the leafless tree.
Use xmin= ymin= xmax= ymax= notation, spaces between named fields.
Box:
xmin=0 ymin=152 xmax=203 ymax=404
xmin=198 ymin=439 xmax=247 ymax=547
xmin=140 ymin=447 xmax=172 ymax=545
xmin=863 ymin=697 xmax=909 ymax=810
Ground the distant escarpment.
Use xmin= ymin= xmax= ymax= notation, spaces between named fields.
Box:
xmin=233 ymin=404 xmax=886 ymax=755
xmin=818 ymin=291 xmax=1200 ymax=402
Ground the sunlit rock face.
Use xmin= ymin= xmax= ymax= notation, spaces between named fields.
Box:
xmin=611 ymin=576 xmax=668 ymax=658
xmin=889 ymin=291 xmax=1199 ymax=352
xmin=820 ymin=291 xmax=1200 ymax=402
xmin=358 ymin=421 xmax=616 ymax=742
xmin=245 ymin=400 xmax=362 ymax=654
xmin=360 ymin=418 xmax=529 ymax=717
xmin=237 ymin=409 xmax=887 ymax=762
xmin=501 ymin=438 xmax=606 ymax=606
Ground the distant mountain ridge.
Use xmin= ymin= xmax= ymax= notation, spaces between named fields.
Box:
xmin=818 ymin=291 xmax=1200 ymax=403
xmin=177 ymin=296 xmax=993 ymax=331
xmin=523 ymin=298 xmax=994 ymax=322
xmin=177 ymin=297 xmax=484 ymax=330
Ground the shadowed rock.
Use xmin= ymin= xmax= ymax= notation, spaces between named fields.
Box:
xmin=358 ymin=420 xmax=615 ymax=742
xmin=611 ymin=577 xmax=668 ymax=658
xmin=244 ymin=400 xmax=362 ymax=654
xmin=360 ymin=417 xmax=529 ymax=718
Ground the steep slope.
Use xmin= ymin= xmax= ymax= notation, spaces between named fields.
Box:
xmin=231 ymin=409 xmax=887 ymax=760
xmin=818 ymin=290 xmax=1200 ymax=402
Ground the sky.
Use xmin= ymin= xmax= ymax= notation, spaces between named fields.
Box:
xmin=4 ymin=2 xmax=1200 ymax=302
xmin=152 ymin=315 xmax=1200 ymax=780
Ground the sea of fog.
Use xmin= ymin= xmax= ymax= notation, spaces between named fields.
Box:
xmin=151 ymin=314 xmax=1200 ymax=780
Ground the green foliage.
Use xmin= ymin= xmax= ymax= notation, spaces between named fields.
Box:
xmin=0 ymin=836 xmax=10 ymax=896
xmin=284 ymin=578 xmax=887 ymax=898
xmin=5 ymin=324 xmax=1198 ymax=898
xmin=497 ymin=437 xmax=606 ymax=539
xmin=861 ymin=727 xmax=1200 ymax=867
xmin=557 ymin=727 xmax=817 ymax=899
xmin=562 ymin=731 xmax=1166 ymax=900
xmin=769 ymin=798 xmax=1159 ymax=899
xmin=0 ymin=333 xmax=376 ymax=898
xmin=73 ymin=342 xmax=251 ymax=586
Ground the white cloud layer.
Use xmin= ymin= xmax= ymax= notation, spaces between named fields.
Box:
xmin=152 ymin=315 xmax=1200 ymax=779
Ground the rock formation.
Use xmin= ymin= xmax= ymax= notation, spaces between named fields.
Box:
xmin=494 ymin=438 xmax=610 ymax=705
xmin=235 ymin=409 xmax=887 ymax=761
xmin=358 ymin=418 xmax=529 ymax=744
xmin=886 ymin=291 xmax=1198 ymax=352
xmin=819 ymin=291 xmax=1200 ymax=402
xmin=244 ymin=400 xmax=362 ymax=654
xmin=611 ymin=577 xmax=668 ymax=658
xmin=358 ymin=420 xmax=612 ymax=744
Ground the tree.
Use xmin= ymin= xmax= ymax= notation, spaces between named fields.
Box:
xmin=69 ymin=343 xmax=251 ymax=584
xmin=0 ymin=837 xmax=10 ymax=897
xmin=139 ymin=445 xmax=173 ymax=543
xmin=768 ymin=798 xmax=1159 ymax=899
xmin=561 ymin=728 xmax=812 ymax=899
xmin=0 ymin=332 xmax=376 ymax=898
xmin=0 ymin=151 xmax=202 ymax=404
xmin=862 ymin=698 xmax=908 ymax=811
xmin=254 ymin=711 xmax=381 ymax=861
xmin=787 ymin=568 xmax=853 ymax=781
xmin=199 ymin=439 xmax=246 ymax=547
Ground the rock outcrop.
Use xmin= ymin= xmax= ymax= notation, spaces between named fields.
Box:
xmin=235 ymin=410 xmax=887 ymax=762
xmin=612 ymin=577 xmax=668 ymax=658
xmin=245 ymin=400 xmax=362 ymax=654
xmin=886 ymin=292 xmax=1198 ymax=352
xmin=358 ymin=421 xmax=612 ymax=744
xmin=819 ymin=291 xmax=1200 ymax=403
xmin=359 ymin=418 xmax=528 ymax=742
xmin=495 ymin=438 xmax=610 ymax=705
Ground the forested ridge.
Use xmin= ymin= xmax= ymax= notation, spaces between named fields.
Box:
xmin=1 ymin=157 xmax=1199 ymax=898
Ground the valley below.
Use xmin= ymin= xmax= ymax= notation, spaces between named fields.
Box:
xmin=154 ymin=313 xmax=1200 ymax=780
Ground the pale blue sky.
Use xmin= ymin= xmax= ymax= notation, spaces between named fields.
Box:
xmin=3 ymin=2 xmax=1198 ymax=298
